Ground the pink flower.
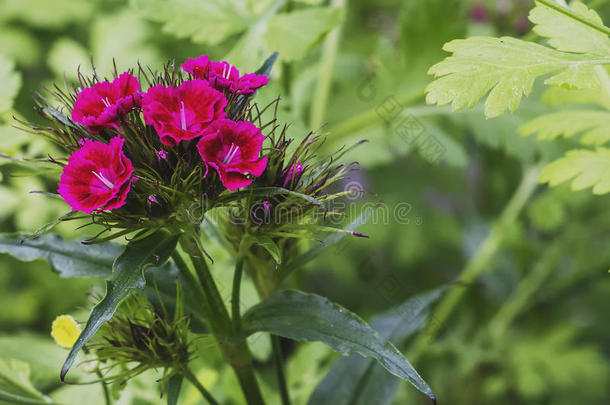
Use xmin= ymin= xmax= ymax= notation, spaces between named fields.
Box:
xmin=71 ymin=72 xmax=141 ymax=133
xmin=282 ymin=162 xmax=304 ymax=188
xmin=142 ymin=79 xmax=227 ymax=146
xmin=181 ymin=55 xmax=269 ymax=95
xmin=58 ymin=136 xmax=135 ymax=214
xmin=196 ymin=119 xmax=268 ymax=191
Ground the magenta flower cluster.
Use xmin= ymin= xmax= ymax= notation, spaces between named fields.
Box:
xmin=60 ymin=56 xmax=271 ymax=213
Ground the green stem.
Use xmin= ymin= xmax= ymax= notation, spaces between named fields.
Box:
xmin=310 ymin=0 xmax=346 ymax=129
xmin=329 ymin=89 xmax=426 ymax=141
xmin=183 ymin=367 xmax=220 ymax=405
xmin=410 ymin=165 xmax=542 ymax=359
xmin=536 ymin=0 xmax=610 ymax=36
xmin=232 ymin=255 xmax=245 ymax=328
xmin=271 ymin=335 xmax=291 ymax=405
xmin=488 ymin=240 xmax=562 ymax=340
xmin=180 ymin=234 xmax=266 ymax=405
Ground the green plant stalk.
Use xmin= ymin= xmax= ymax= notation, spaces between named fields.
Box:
xmin=182 ymin=367 xmax=220 ymax=405
xmin=232 ymin=255 xmax=245 ymax=328
xmin=488 ymin=239 xmax=562 ymax=340
xmin=271 ymin=335 xmax=291 ymax=405
xmin=179 ymin=235 xmax=266 ymax=405
xmin=536 ymin=0 xmax=610 ymax=36
xmin=410 ymin=165 xmax=543 ymax=359
xmin=328 ymin=89 xmax=426 ymax=141
xmin=310 ymin=0 xmax=346 ymax=130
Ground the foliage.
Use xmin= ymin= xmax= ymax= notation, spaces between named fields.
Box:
xmin=0 ymin=0 xmax=609 ymax=404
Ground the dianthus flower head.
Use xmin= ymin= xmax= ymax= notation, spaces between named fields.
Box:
xmin=71 ymin=72 xmax=141 ymax=133
xmin=181 ymin=55 xmax=269 ymax=95
xmin=196 ymin=119 xmax=268 ymax=191
xmin=142 ymin=79 xmax=227 ymax=146
xmin=58 ymin=136 xmax=135 ymax=214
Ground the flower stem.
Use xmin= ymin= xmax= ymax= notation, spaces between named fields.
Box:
xmin=271 ymin=335 xmax=291 ymax=405
xmin=179 ymin=233 xmax=266 ymax=405
xmin=182 ymin=367 xmax=220 ymax=405
xmin=309 ymin=0 xmax=346 ymax=130
xmin=232 ymin=255 xmax=245 ymax=328
xmin=409 ymin=165 xmax=542 ymax=359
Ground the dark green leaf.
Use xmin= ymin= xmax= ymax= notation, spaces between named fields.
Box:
xmin=308 ymin=289 xmax=444 ymax=405
xmin=244 ymin=234 xmax=282 ymax=263
xmin=239 ymin=289 xmax=435 ymax=400
xmin=166 ymin=373 xmax=183 ymax=405
xmin=254 ymin=52 xmax=279 ymax=76
xmin=0 ymin=233 xmax=121 ymax=278
xmin=61 ymin=230 xmax=180 ymax=380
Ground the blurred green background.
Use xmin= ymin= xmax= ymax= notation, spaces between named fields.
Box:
xmin=0 ymin=0 xmax=609 ymax=404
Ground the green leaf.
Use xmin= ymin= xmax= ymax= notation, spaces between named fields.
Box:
xmin=0 ymin=54 xmax=21 ymax=114
xmin=166 ymin=374 xmax=183 ymax=405
xmin=244 ymin=235 xmax=282 ymax=263
xmin=308 ymin=289 xmax=444 ymax=405
xmin=520 ymin=110 xmax=610 ymax=145
xmin=530 ymin=1 xmax=610 ymax=56
xmin=61 ymin=230 xmax=180 ymax=380
xmin=0 ymin=359 xmax=50 ymax=405
xmin=265 ymin=7 xmax=343 ymax=62
xmin=539 ymin=147 xmax=610 ymax=194
xmin=0 ymin=233 xmax=121 ymax=278
xmin=130 ymin=0 xmax=253 ymax=45
xmin=239 ymin=289 xmax=435 ymax=401
xmin=254 ymin=52 xmax=279 ymax=76
xmin=426 ymin=36 xmax=608 ymax=118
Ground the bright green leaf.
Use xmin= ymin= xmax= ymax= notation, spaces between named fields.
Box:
xmin=130 ymin=0 xmax=253 ymax=45
xmin=240 ymin=289 xmax=435 ymax=401
xmin=61 ymin=230 xmax=180 ymax=380
xmin=265 ymin=7 xmax=343 ymax=61
xmin=530 ymin=1 xmax=610 ymax=56
xmin=539 ymin=147 xmax=610 ymax=194
xmin=0 ymin=359 xmax=49 ymax=404
xmin=0 ymin=54 xmax=21 ymax=113
xmin=426 ymin=36 xmax=608 ymax=118
xmin=520 ymin=110 xmax=610 ymax=145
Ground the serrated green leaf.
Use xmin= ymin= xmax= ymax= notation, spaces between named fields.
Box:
xmin=240 ymin=289 xmax=435 ymax=400
xmin=530 ymin=1 xmax=610 ymax=56
xmin=265 ymin=7 xmax=343 ymax=61
xmin=520 ymin=110 xmax=610 ymax=145
xmin=426 ymin=36 xmax=609 ymax=118
xmin=0 ymin=54 xmax=21 ymax=113
xmin=0 ymin=233 xmax=120 ymax=278
xmin=539 ymin=147 xmax=610 ymax=194
xmin=308 ymin=288 xmax=444 ymax=405
xmin=61 ymin=230 xmax=180 ymax=380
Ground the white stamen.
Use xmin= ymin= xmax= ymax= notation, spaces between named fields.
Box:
xmin=222 ymin=64 xmax=227 ymax=79
xmin=223 ymin=143 xmax=239 ymax=164
xmin=91 ymin=171 xmax=114 ymax=190
xmin=225 ymin=65 xmax=232 ymax=79
xmin=102 ymin=97 xmax=111 ymax=107
xmin=180 ymin=101 xmax=187 ymax=130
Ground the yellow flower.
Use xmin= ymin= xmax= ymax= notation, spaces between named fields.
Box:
xmin=51 ymin=315 xmax=81 ymax=348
